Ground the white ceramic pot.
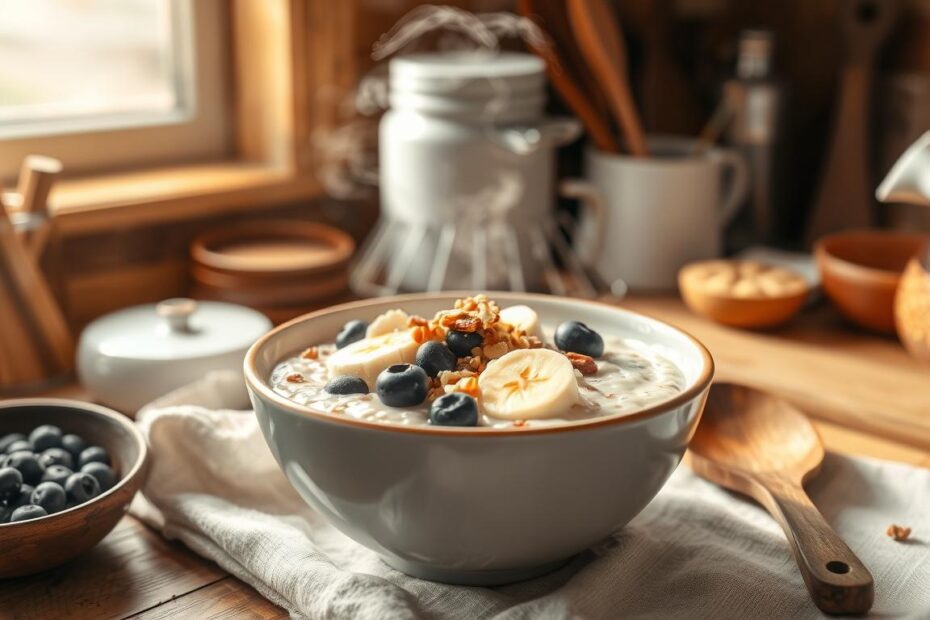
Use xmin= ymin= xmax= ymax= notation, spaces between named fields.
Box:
xmin=244 ymin=293 xmax=714 ymax=585
xmin=369 ymin=53 xmax=600 ymax=293
xmin=78 ymin=298 xmax=271 ymax=414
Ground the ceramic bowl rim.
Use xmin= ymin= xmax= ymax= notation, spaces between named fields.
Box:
xmin=244 ymin=292 xmax=715 ymax=437
xmin=0 ymin=398 xmax=149 ymax=529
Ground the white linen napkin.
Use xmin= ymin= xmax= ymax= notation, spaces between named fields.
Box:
xmin=131 ymin=372 xmax=930 ymax=619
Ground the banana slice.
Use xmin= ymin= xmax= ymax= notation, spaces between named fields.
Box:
xmin=366 ymin=309 xmax=410 ymax=338
xmin=326 ymin=330 xmax=418 ymax=387
xmin=478 ymin=349 xmax=579 ymax=420
xmin=499 ymin=304 xmax=541 ymax=338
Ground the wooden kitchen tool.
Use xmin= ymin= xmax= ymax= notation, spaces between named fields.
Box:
xmin=804 ymin=0 xmax=896 ymax=246
xmin=567 ymin=0 xmax=648 ymax=157
xmin=518 ymin=0 xmax=619 ymax=153
xmin=13 ymin=155 xmax=62 ymax=258
xmin=688 ymin=383 xmax=874 ymax=615
xmin=0 ymin=187 xmax=74 ymax=389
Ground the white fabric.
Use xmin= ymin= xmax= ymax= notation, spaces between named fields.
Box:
xmin=131 ymin=372 xmax=930 ymax=619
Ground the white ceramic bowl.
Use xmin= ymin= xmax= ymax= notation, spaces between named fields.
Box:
xmin=245 ymin=293 xmax=713 ymax=585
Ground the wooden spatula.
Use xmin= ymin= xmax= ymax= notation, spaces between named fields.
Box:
xmin=688 ymin=383 xmax=874 ymax=615
xmin=518 ymin=0 xmax=619 ymax=153
xmin=567 ymin=0 xmax=648 ymax=156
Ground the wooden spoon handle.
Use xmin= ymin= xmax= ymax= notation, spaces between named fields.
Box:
xmin=758 ymin=479 xmax=874 ymax=615
xmin=567 ymin=0 xmax=648 ymax=157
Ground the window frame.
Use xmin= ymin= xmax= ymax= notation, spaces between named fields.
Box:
xmin=0 ymin=0 xmax=232 ymax=181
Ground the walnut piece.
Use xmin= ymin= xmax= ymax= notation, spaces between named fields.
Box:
xmin=565 ymin=352 xmax=597 ymax=375
xmin=886 ymin=524 xmax=912 ymax=542
xmin=300 ymin=347 xmax=319 ymax=360
xmin=286 ymin=373 xmax=305 ymax=383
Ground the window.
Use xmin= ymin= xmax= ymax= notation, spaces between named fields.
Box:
xmin=0 ymin=0 xmax=231 ymax=180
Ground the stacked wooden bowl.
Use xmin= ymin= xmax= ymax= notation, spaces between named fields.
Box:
xmin=190 ymin=221 xmax=355 ymax=324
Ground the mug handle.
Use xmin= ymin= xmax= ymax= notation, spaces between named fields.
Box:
xmin=558 ymin=178 xmax=607 ymax=266
xmin=711 ymin=149 xmax=750 ymax=225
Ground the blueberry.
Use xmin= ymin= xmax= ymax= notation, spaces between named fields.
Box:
xmin=29 ymin=425 xmax=63 ymax=452
xmin=78 ymin=446 xmax=110 ymax=468
xmin=10 ymin=484 xmax=34 ymax=509
xmin=61 ymin=434 xmax=87 ymax=460
xmin=31 ymin=482 xmax=66 ymax=514
xmin=0 ymin=433 xmax=26 ymax=454
xmin=41 ymin=464 xmax=73 ymax=487
xmin=376 ymin=364 xmax=429 ymax=408
xmin=415 ymin=341 xmax=457 ymax=377
xmin=81 ymin=462 xmax=116 ymax=492
xmin=429 ymin=392 xmax=479 ymax=427
xmin=0 ymin=466 xmax=23 ymax=503
xmin=10 ymin=505 xmax=47 ymax=523
xmin=335 ymin=320 xmax=367 ymax=349
xmin=4 ymin=439 xmax=32 ymax=455
xmin=39 ymin=447 xmax=74 ymax=470
xmin=554 ymin=321 xmax=605 ymax=358
xmin=64 ymin=472 xmax=101 ymax=505
xmin=446 ymin=330 xmax=484 ymax=357
xmin=0 ymin=504 xmax=10 ymax=524
xmin=324 ymin=375 xmax=369 ymax=395
xmin=6 ymin=451 xmax=45 ymax=485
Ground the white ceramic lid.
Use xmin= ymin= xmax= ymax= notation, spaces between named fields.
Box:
xmin=389 ymin=52 xmax=545 ymax=98
xmin=82 ymin=298 xmax=272 ymax=361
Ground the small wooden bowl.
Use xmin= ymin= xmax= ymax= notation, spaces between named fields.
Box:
xmin=815 ymin=230 xmax=928 ymax=334
xmin=679 ymin=260 xmax=810 ymax=328
xmin=0 ymin=399 xmax=148 ymax=578
xmin=191 ymin=220 xmax=355 ymax=278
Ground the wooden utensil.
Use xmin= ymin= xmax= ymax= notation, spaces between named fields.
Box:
xmin=567 ymin=0 xmax=648 ymax=157
xmin=688 ymin=383 xmax=874 ymax=615
xmin=14 ymin=155 xmax=62 ymax=258
xmin=517 ymin=0 xmax=619 ymax=153
xmin=0 ymin=191 xmax=74 ymax=388
xmin=804 ymin=0 xmax=896 ymax=246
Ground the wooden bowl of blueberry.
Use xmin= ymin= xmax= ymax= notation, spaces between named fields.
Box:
xmin=0 ymin=399 xmax=148 ymax=578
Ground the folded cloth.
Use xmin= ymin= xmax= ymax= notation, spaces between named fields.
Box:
xmin=131 ymin=372 xmax=930 ymax=619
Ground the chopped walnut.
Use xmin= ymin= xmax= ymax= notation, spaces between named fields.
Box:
xmin=452 ymin=316 xmax=482 ymax=333
xmin=483 ymin=341 xmax=509 ymax=360
xmin=565 ymin=352 xmax=597 ymax=375
xmin=447 ymin=376 xmax=479 ymax=397
xmin=300 ymin=347 xmax=319 ymax=360
xmin=286 ymin=373 xmax=305 ymax=383
xmin=887 ymin=524 xmax=912 ymax=542
xmin=513 ymin=419 xmax=527 ymax=427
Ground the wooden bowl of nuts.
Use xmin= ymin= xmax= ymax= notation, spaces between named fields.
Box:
xmin=679 ymin=260 xmax=810 ymax=328
xmin=0 ymin=399 xmax=148 ymax=578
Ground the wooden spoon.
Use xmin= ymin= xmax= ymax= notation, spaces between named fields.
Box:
xmin=688 ymin=383 xmax=874 ymax=615
xmin=566 ymin=0 xmax=648 ymax=157
xmin=517 ymin=0 xmax=619 ymax=153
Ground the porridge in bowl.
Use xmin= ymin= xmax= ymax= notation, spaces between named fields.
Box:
xmin=270 ymin=295 xmax=685 ymax=428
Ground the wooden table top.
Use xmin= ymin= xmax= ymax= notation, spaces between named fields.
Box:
xmin=1 ymin=296 xmax=927 ymax=619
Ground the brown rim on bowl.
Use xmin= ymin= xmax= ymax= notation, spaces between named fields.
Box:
xmin=815 ymin=230 xmax=929 ymax=286
xmin=244 ymin=292 xmax=715 ymax=437
xmin=0 ymin=398 xmax=149 ymax=528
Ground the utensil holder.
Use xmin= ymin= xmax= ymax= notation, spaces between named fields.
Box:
xmin=0 ymin=187 xmax=73 ymax=392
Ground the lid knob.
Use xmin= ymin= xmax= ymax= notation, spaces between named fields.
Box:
xmin=156 ymin=298 xmax=199 ymax=333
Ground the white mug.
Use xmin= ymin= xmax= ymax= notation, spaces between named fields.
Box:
xmin=570 ymin=136 xmax=749 ymax=291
